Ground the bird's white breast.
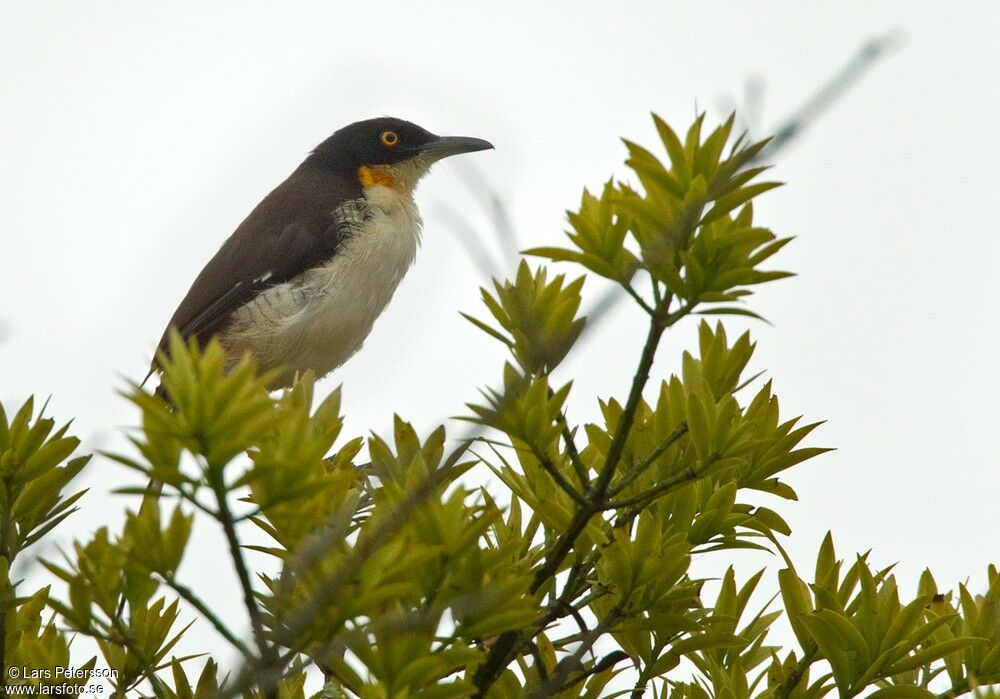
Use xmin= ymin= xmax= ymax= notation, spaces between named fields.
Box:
xmin=221 ymin=184 xmax=421 ymax=386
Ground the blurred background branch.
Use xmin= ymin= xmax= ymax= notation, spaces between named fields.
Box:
xmin=440 ymin=31 xmax=903 ymax=446
xmin=443 ymin=30 xmax=904 ymax=334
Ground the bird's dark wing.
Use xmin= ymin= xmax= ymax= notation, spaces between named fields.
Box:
xmin=151 ymin=164 xmax=365 ymax=369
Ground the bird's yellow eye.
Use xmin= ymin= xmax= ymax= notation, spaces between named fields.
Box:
xmin=381 ymin=130 xmax=399 ymax=147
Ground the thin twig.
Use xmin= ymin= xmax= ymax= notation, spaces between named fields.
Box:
xmin=610 ymin=459 xmax=707 ymax=513
xmin=759 ymin=31 xmax=904 ymax=162
xmin=650 ymin=276 xmax=663 ymax=306
xmin=534 ymin=451 xmax=587 ymax=506
xmin=208 ymin=473 xmax=270 ymax=659
xmin=163 ymin=575 xmax=256 ymax=660
xmin=608 ymin=420 xmax=689 ymax=498
xmin=548 ymin=595 xmax=591 ymax=638
xmin=474 ymin=435 xmax=585 ymax=505
xmin=542 ymin=378 xmax=588 ymax=487
xmin=620 ymin=282 xmax=655 ymax=315
xmin=557 ymin=411 xmax=589 ymax=486
xmin=525 ymin=610 xmax=623 ymax=698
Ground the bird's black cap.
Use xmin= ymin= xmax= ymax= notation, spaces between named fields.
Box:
xmin=307 ymin=116 xmax=493 ymax=171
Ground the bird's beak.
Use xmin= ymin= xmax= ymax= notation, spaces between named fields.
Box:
xmin=416 ymin=135 xmax=495 ymax=161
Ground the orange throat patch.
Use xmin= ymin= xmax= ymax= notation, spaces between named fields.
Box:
xmin=358 ymin=165 xmax=396 ymax=190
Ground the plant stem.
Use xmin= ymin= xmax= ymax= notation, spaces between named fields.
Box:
xmin=608 ymin=420 xmax=689 ymax=498
xmin=208 ymin=473 xmax=270 ymax=659
xmin=525 ymin=609 xmax=622 ymax=698
xmin=596 ymin=315 xmax=667 ymax=482
xmin=542 ymin=375 xmax=589 ymax=486
xmin=610 ymin=458 xmax=707 ymax=513
xmin=163 ymin=575 xmax=256 ymax=660
xmin=534 ymin=450 xmax=587 ymax=506
xmin=621 ymin=282 xmax=655 ymax=315
xmin=474 ymin=314 xmax=669 ymax=694
xmin=532 ymin=315 xmax=667 ymax=590
xmin=557 ymin=411 xmax=589 ymax=486
xmin=650 ymin=277 xmax=663 ymax=306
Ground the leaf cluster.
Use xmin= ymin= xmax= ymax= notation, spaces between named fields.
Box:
xmin=0 ymin=112 xmax=995 ymax=699
xmin=769 ymin=535 xmax=1000 ymax=699
xmin=527 ymin=112 xmax=790 ymax=323
xmin=0 ymin=399 xmax=95 ymax=694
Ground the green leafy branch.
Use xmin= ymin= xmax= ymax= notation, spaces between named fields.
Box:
xmin=466 ymin=112 xmax=804 ymax=693
xmin=1 ymin=109 xmax=996 ymax=699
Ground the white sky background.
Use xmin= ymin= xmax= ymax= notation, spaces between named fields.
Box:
xmin=2 ymin=0 xmax=1000 ymax=691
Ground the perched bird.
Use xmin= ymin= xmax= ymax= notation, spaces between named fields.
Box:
xmin=150 ymin=117 xmax=493 ymax=391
